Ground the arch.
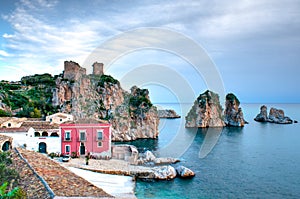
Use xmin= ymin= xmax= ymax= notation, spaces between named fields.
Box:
xmin=50 ymin=132 xmax=59 ymax=137
xmin=35 ymin=132 xmax=40 ymax=137
xmin=38 ymin=142 xmax=47 ymax=153
xmin=2 ymin=141 xmax=11 ymax=151
xmin=42 ymin=131 xmax=48 ymax=136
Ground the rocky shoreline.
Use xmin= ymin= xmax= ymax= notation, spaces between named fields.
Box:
xmin=65 ymin=150 xmax=194 ymax=180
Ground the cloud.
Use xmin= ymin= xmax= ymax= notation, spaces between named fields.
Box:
xmin=0 ymin=50 xmax=10 ymax=57
xmin=2 ymin=33 xmax=15 ymax=38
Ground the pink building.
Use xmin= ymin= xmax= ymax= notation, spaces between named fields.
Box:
xmin=60 ymin=123 xmax=111 ymax=158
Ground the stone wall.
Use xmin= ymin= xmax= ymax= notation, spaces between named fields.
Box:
xmin=63 ymin=61 xmax=86 ymax=81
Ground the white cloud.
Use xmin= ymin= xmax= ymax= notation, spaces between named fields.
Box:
xmin=2 ymin=33 xmax=15 ymax=38
xmin=0 ymin=50 xmax=10 ymax=57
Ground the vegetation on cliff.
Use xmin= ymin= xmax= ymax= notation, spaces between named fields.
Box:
xmin=225 ymin=93 xmax=240 ymax=107
xmin=0 ymin=74 xmax=58 ymax=118
xmin=97 ymin=74 xmax=119 ymax=87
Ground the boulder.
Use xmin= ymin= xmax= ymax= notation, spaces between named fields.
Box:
xmin=154 ymin=157 xmax=180 ymax=165
xmin=145 ymin=150 xmax=156 ymax=162
xmin=153 ymin=165 xmax=177 ymax=180
xmin=224 ymin=93 xmax=247 ymax=127
xmin=176 ymin=166 xmax=195 ymax=178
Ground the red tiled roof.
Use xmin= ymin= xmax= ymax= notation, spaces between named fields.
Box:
xmin=0 ymin=127 xmax=28 ymax=133
xmin=16 ymin=148 xmax=112 ymax=198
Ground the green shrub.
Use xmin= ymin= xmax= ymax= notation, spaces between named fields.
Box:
xmin=97 ymin=75 xmax=119 ymax=87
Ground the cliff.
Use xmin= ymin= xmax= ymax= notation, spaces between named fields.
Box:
xmin=254 ymin=105 xmax=293 ymax=124
xmin=53 ymin=61 xmax=159 ymax=141
xmin=185 ymin=90 xmax=225 ymax=128
xmin=224 ymin=93 xmax=247 ymax=127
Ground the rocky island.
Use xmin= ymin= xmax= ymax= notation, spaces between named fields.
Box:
xmin=185 ymin=90 xmax=246 ymax=128
xmin=254 ymin=105 xmax=293 ymax=124
xmin=224 ymin=93 xmax=248 ymax=126
xmin=158 ymin=109 xmax=181 ymax=118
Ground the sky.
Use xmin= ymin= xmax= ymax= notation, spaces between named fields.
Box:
xmin=0 ymin=0 xmax=300 ymax=103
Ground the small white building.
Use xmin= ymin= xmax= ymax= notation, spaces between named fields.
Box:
xmin=46 ymin=113 xmax=74 ymax=125
xmin=25 ymin=127 xmax=61 ymax=154
xmin=0 ymin=121 xmax=61 ymax=154
xmin=0 ymin=117 xmax=27 ymax=128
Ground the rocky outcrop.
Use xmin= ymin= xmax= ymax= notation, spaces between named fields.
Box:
xmin=176 ymin=166 xmax=195 ymax=178
xmin=254 ymin=105 xmax=268 ymax=122
xmin=137 ymin=150 xmax=180 ymax=166
xmin=224 ymin=93 xmax=247 ymax=127
xmin=185 ymin=90 xmax=225 ymax=128
xmin=0 ymin=93 xmax=11 ymax=113
xmin=158 ymin=109 xmax=180 ymax=118
xmin=53 ymin=61 xmax=159 ymax=141
xmin=254 ymin=105 xmax=293 ymax=124
xmin=152 ymin=165 xmax=177 ymax=180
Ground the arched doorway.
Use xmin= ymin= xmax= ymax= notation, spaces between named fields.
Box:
xmin=80 ymin=142 xmax=85 ymax=155
xmin=2 ymin=141 xmax=11 ymax=151
xmin=39 ymin=142 xmax=47 ymax=153
xmin=42 ymin=131 xmax=48 ymax=136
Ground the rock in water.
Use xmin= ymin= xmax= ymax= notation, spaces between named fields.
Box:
xmin=185 ymin=90 xmax=225 ymax=128
xmin=153 ymin=166 xmax=177 ymax=180
xmin=176 ymin=166 xmax=195 ymax=178
xmin=224 ymin=93 xmax=246 ymax=127
xmin=158 ymin=109 xmax=180 ymax=118
xmin=268 ymin=107 xmax=293 ymax=124
xmin=254 ymin=105 xmax=293 ymax=124
xmin=254 ymin=105 xmax=269 ymax=122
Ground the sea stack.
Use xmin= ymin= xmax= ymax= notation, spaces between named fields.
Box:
xmin=224 ymin=93 xmax=247 ymax=127
xmin=185 ymin=90 xmax=225 ymax=128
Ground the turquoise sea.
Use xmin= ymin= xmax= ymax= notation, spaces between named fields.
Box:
xmin=125 ymin=103 xmax=300 ymax=199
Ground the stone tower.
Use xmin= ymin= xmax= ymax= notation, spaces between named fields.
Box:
xmin=92 ymin=62 xmax=104 ymax=76
xmin=63 ymin=61 xmax=86 ymax=81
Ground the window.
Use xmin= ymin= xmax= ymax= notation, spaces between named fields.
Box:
xmin=65 ymin=131 xmax=71 ymax=141
xmin=60 ymin=118 xmax=63 ymax=122
xmin=97 ymin=142 xmax=102 ymax=147
xmin=35 ymin=132 xmax=40 ymax=137
xmin=65 ymin=145 xmax=70 ymax=153
xmin=97 ymin=130 xmax=103 ymax=140
xmin=50 ymin=118 xmax=52 ymax=122
xmin=42 ymin=131 xmax=48 ymax=136
xmin=50 ymin=132 xmax=59 ymax=137
xmin=8 ymin=123 xmax=11 ymax=127
xmin=80 ymin=131 xmax=86 ymax=141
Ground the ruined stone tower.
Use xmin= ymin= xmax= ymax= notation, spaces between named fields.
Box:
xmin=63 ymin=61 xmax=86 ymax=81
xmin=92 ymin=62 xmax=104 ymax=76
